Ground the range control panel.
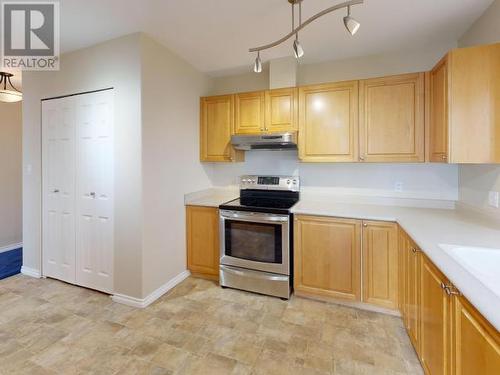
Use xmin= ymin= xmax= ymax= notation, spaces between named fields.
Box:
xmin=240 ymin=175 xmax=300 ymax=192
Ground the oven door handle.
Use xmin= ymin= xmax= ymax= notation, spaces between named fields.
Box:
xmin=220 ymin=210 xmax=289 ymax=223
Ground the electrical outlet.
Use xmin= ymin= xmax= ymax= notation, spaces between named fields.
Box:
xmin=394 ymin=182 xmax=403 ymax=192
xmin=488 ymin=191 xmax=499 ymax=208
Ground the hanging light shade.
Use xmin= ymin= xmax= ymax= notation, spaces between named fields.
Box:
xmin=343 ymin=6 xmax=360 ymax=35
xmin=253 ymin=52 xmax=262 ymax=73
xmin=0 ymin=72 xmax=22 ymax=103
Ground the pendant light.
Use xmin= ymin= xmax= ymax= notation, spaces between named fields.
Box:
xmin=0 ymin=72 xmax=22 ymax=103
xmin=343 ymin=5 xmax=360 ymax=35
xmin=292 ymin=1 xmax=304 ymax=59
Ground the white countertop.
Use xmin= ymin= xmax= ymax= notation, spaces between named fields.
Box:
xmin=292 ymin=199 xmax=500 ymax=331
xmin=185 ymin=188 xmax=500 ymax=330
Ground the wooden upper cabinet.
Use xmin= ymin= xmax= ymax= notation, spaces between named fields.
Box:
xmin=294 ymin=215 xmax=361 ymax=301
xmin=429 ymin=43 xmax=500 ymax=163
xmin=298 ymin=81 xmax=359 ymax=162
xmin=265 ymin=87 xmax=298 ymax=133
xmin=429 ymin=56 xmax=449 ymax=162
xmin=453 ymin=294 xmax=500 ymax=375
xmin=200 ymin=95 xmax=243 ymax=162
xmin=362 ymin=221 xmax=399 ymax=310
xmin=234 ymin=91 xmax=265 ymax=134
xmin=420 ymin=254 xmax=452 ymax=375
xmin=359 ymin=73 xmax=425 ymax=162
xmin=186 ymin=206 xmax=219 ymax=279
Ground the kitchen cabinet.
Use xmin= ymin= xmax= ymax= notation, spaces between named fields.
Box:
xmin=452 ymin=294 xmax=500 ymax=375
xmin=186 ymin=206 xmax=219 ymax=280
xmin=420 ymin=254 xmax=452 ymax=375
xmin=359 ymin=73 xmax=425 ymax=162
xmin=265 ymin=87 xmax=298 ymax=133
xmin=429 ymin=43 xmax=500 ymax=163
xmin=404 ymin=233 xmax=421 ymax=351
xmin=200 ymin=95 xmax=243 ymax=162
xmin=294 ymin=215 xmax=361 ymax=301
xmin=362 ymin=221 xmax=399 ymax=309
xmin=234 ymin=91 xmax=266 ymax=134
xmin=298 ymin=81 xmax=359 ymax=162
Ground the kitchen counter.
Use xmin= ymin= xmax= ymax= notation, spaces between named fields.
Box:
xmin=292 ymin=199 xmax=500 ymax=331
xmin=184 ymin=187 xmax=238 ymax=208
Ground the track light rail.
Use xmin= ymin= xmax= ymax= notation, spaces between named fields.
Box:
xmin=249 ymin=0 xmax=363 ymax=53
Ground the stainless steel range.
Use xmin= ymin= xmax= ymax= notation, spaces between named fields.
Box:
xmin=219 ymin=175 xmax=300 ymax=299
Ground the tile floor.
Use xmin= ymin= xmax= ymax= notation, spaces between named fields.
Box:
xmin=0 ymin=275 xmax=423 ymax=374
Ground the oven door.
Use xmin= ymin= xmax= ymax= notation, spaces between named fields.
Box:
xmin=219 ymin=210 xmax=289 ymax=275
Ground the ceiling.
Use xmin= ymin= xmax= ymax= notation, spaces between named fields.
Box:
xmin=57 ymin=0 xmax=492 ymax=76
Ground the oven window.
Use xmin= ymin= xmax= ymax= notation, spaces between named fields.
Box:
xmin=225 ymin=220 xmax=282 ymax=264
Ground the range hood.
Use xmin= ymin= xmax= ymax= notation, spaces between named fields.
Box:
xmin=231 ymin=132 xmax=297 ymax=151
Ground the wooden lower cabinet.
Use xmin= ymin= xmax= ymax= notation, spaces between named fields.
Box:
xmin=452 ymin=295 xmax=500 ymax=375
xmin=294 ymin=215 xmax=361 ymax=301
xmin=186 ymin=206 xmax=219 ymax=280
xmin=420 ymin=254 xmax=452 ymax=375
xmin=398 ymin=227 xmax=500 ymax=375
xmin=362 ymin=221 xmax=399 ymax=309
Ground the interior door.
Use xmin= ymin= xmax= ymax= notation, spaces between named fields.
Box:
xmin=75 ymin=90 xmax=114 ymax=293
xmin=42 ymin=97 xmax=76 ymax=283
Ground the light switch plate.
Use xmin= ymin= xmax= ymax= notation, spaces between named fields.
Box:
xmin=394 ymin=182 xmax=403 ymax=192
xmin=488 ymin=191 xmax=499 ymax=208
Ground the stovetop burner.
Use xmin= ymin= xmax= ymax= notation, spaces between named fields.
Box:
xmin=219 ymin=175 xmax=300 ymax=214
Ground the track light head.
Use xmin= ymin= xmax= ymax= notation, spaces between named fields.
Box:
xmin=293 ymin=39 xmax=304 ymax=59
xmin=343 ymin=6 xmax=360 ymax=36
xmin=253 ymin=52 xmax=262 ymax=73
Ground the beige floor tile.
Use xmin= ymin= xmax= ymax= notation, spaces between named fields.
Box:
xmin=0 ymin=275 xmax=423 ymax=375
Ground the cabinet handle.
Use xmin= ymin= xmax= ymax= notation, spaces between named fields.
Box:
xmin=441 ymin=155 xmax=447 ymax=160
xmin=53 ymin=189 xmax=60 ymax=193
xmin=359 ymin=156 xmax=365 ymax=161
xmin=444 ymin=284 xmax=460 ymax=296
xmin=90 ymin=192 xmax=96 ymax=198
xmin=363 ymin=223 xmax=368 ymax=227
xmin=411 ymin=247 xmax=419 ymax=253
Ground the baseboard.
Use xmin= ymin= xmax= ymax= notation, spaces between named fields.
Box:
xmin=20 ymin=266 xmax=41 ymax=278
xmin=0 ymin=242 xmax=22 ymax=254
xmin=111 ymin=270 xmax=191 ymax=308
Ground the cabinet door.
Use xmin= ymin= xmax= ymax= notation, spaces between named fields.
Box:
xmin=200 ymin=95 xmax=241 ymax=162
xmin=429 ymin=55 xmax=449 ymax=163
xmin=294 ymin=215 xmax=361 ymax=301
xmin=186 ymin=206 xmax=219 ymax=279
xmin=235 ymin=91 xmax=265 ymax=134
xmin=265 ymin=88 xmax=297 ymax=133
xmin=453 ymin=295 xmax=500 ymax=375
xmin=362 ymin=221 xmax=399 ymax=309
xmin=420 ymin=255 xmax=451 ymax=375
xmin=407 ymin=240 xmax=421 ymax=351
xmin=359 ymin=73 xmax=425 ymax=162
xmin=298 ymin=81 xmax=359 ymax=162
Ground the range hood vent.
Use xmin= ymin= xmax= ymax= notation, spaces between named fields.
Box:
xmin=231 ymin=132 xmax=297 ymax=151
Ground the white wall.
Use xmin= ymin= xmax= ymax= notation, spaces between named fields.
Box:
xmin=0 ymin=102 xmax=22 ymax=249
xmin=23 ymin=34 xmax=143 ymax=297
xmin=140 ymin=35 xmax=212 ymax=297
xmin=457 ymin=0 xmax=500 ymax=218
xmin=208 ymin=42 xmax=459 ymax=201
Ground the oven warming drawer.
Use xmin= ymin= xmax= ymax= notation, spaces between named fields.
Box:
xmin=220 ymin=265 xmax=290 ymax=299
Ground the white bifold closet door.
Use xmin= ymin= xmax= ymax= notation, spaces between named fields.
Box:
xmin=42 ymin=90 xmax=114 ymax=293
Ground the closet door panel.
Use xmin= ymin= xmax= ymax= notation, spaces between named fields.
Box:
xmin=75 ymin=90 xmax=114 ymax=293
xmin=42 ymin=98 xmax=76 ymax=284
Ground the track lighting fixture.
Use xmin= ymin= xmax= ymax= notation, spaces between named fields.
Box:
xmin=343 ymin=5 xmax=360 ymax=35
xmin=249 ymin=0 xmax=363 ymax=72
